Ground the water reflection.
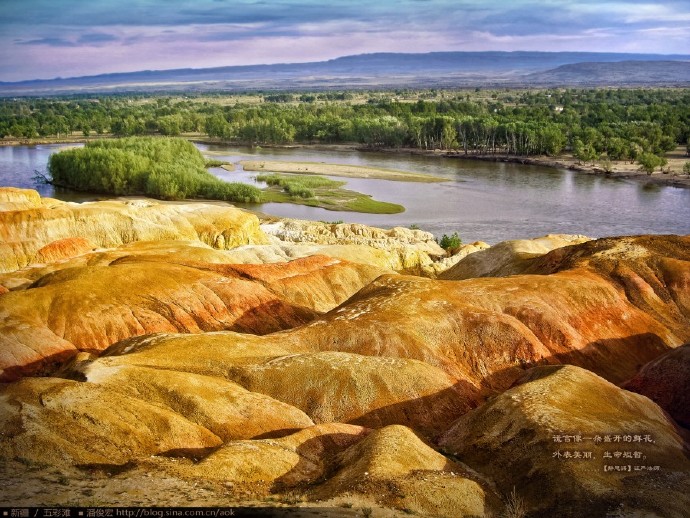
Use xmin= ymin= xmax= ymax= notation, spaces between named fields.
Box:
xmin=0 ymin=144 xmax=87 ymax=199
xmin=638 ymin=182 xmax=662 ymax=198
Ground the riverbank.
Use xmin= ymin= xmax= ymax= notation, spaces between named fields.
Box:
xmin=0 ymin=136 xmax=107 ymax=146
xmin=201 ymin=138 xmax=690 ymax=189
xmin=347 ymin=144 xmax=690 ymax=189
xmin=5 ymin=135 xmax=689 ymax=189
xmin=437 ymin=148 xmax=690 ymax=189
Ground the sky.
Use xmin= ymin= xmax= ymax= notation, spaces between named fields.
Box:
xmin=1 ymin=0 xmax=689 ymax=82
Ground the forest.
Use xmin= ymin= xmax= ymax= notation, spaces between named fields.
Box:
xmin=2 ymin=88 xmax=689 ymax=166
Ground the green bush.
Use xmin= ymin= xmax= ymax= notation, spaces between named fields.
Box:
xmin=48 ymin=137 xmax=261 ymax=203
xmin=636 ymin=152 xmax=665 ymax=175
xmin=439 ymin=232 xmax=463 ymax=252
xmin=204 ymin=159 xmax=228 ymax=168
xmin=255 ymin=173 xmax=343 ymax=199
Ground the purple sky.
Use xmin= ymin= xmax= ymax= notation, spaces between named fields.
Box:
xmin=1 ymin=0 xmax=689 ymax=82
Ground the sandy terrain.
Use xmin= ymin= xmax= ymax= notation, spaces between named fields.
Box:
xmin=239 ymin=160 xmax=446 ymax=183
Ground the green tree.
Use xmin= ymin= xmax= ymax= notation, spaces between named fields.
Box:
xmin=599 ymin=157 xmax=614 ymax=174
xmin=438 ymin=232 xmax=462 ymax=253
xmin=573 ymin=138 xmax=597 ymax=164
xmin=637 ymin=152 xmax=663 ymax=175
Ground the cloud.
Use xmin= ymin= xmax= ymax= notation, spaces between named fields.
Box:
xmin=15 ymin=32 xmax=120 ymax=48
xmin=0 ymin=0 xmax=371 ymax=28
xmin=1 ymin=0 xmax=689 ymax=81
xmin=77 ymin=32 xmax=119 ymax=44
xmin=16 ymin=37 xmax=77 ymax=47
xmin=196 ymin=27 xmax=301 ymax=42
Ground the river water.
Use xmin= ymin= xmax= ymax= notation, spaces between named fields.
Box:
xmin=2 ymin=142 xmax=689 ymax=244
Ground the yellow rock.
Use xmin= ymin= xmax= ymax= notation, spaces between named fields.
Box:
xmin=439 ymin=365 xmax=690 ymax=517
xmin=79 ymin=363 xmax=314 ymax=440
xmin=440 ymin=233 xmax=591 ymax=279
xmin=177 ymin=423 xmax=369 ymax=489
xmin=315 ymin=425 xmax=494 ymax=517
xmin=0 ymin=188 xmax=268 ymax=273
xmin=0 ymin=187 xmax=42 ymax=211
xmin=230 ymin=351 xmax=475 ymax=435
xmin=0 ymin=377 xmax=222 ymax=465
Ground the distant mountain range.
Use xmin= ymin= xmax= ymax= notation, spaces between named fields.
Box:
xmin=1 ymin=51 xmax=689 ymax=95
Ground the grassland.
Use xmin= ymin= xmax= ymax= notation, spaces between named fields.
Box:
xmin=252 ymin=173 xmax=404 ymax=214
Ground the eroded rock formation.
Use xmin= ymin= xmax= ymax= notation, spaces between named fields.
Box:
xmin=1 ymin=190 xmax=689 ymax=516
xmin=0 ymin=253 xmax=383 ymax=381
xmin=440 ymin=233 xmax=591 ymax=280
xmin=262 ymin=218 xmax=453 ymax=276
xmin=0 ymin=187 xmax=267 ymax=273
xmin=439 ymin=365 xmax=690 ymax=517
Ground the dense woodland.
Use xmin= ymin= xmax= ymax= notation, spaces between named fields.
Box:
xmin=2 ymin=88 xmax=689 ymax=165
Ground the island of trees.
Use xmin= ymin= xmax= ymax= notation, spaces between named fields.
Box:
xmin=48 ymin=137 xmax=261 ymax=202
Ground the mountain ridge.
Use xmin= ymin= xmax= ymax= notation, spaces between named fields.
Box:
xmin=2 ymin=51 xmax=689 ymax=94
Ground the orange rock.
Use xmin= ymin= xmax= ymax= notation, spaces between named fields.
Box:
xmin=283 ymin=235 xmax=690 ymax=395
xmin=206 ymin=255 xmax=384 ymax=313
xmin=33 ymin=237 xmax=93 ymax=264
xmin=48 ymin=234 xmax=689 ymax=421
xmin=0 ymin=260 xmax=316 ymax=381
xmin=0 ymin=254 xmax=383 ymax=381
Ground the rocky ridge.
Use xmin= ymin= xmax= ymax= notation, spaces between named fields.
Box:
xmin=260 ymin=218 xmax=490 ymax=276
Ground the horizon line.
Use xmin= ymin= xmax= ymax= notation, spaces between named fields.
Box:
xmin=4 ymin=49 xmax=690 ymax=84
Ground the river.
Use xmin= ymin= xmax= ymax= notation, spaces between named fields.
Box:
xmin=2 ymin=142 xmax=689 ymax=244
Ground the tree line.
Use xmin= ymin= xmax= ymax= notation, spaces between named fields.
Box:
xmin=3 ymin=89 xmax=689 ymax=164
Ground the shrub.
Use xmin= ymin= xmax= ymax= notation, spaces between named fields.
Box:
xmin=204 ymin=159 xmax=227 ymax=168
xmin=255 ymin=173 xmax=343 ymax=199
xmin=599 ymin=157 xmax=613 ymax=174
xmin=439 ymin=232 xmax=462 ymax=252
xmin=503 ymin=487 xmax=527 ymax=518
xmin=637 ymin=152 xmax=664 ymax=175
